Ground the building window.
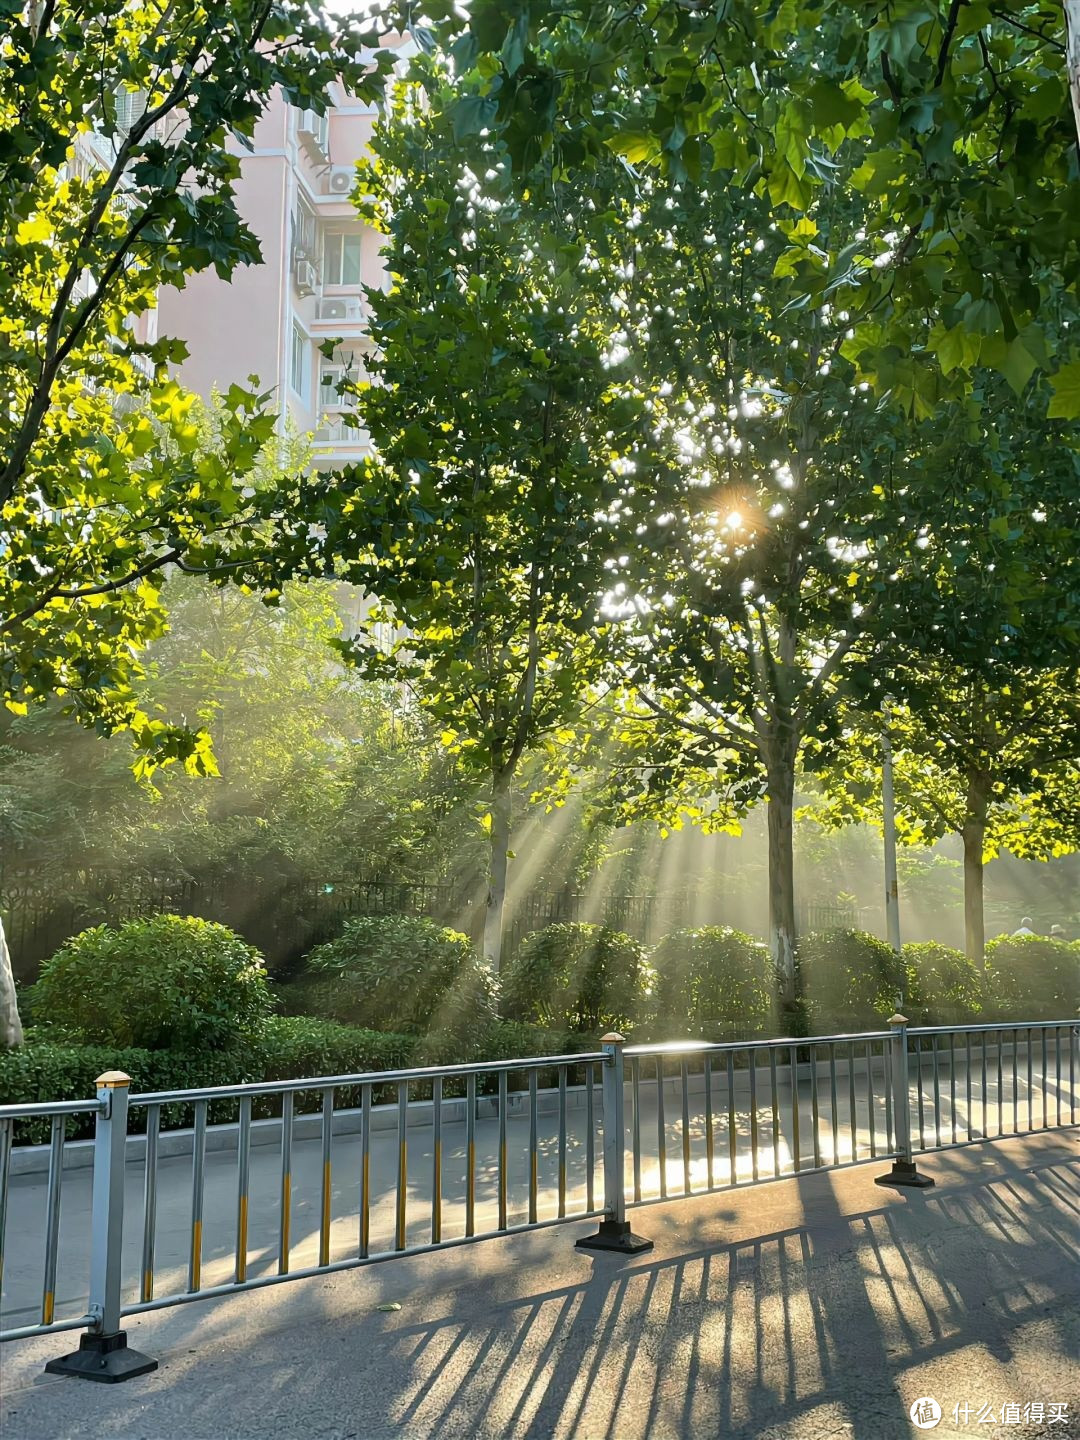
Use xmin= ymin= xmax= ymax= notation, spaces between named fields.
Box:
xmin=289 ymin=322 xmax=308 ymax=399
xmin=291 ymin=196 xmax=317 ymax=259
xmin=323 ymin=231 xmax=363 ymax=288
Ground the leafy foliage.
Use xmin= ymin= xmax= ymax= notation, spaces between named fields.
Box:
xmin=902 ymin=942 xmax=983 ymax=1026
xmin=0 ymin=4 xmax=393 ymax=761
xmin=29 ymin=914 xmax=272 ymax=1050
xmin=984 ymin=935 xmax=1080 ymax=1021
xmin=302 ymin=914 xmax=495 ymax=1038
xmin=649 ymin=927 xmax=773 ymax=1041
xmin=500 ymin=922 xmax=651 ymax=1036
xmin=798 ymin=928 xmax=907 ymax=1034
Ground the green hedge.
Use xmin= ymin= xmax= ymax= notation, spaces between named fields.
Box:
xmin=301 ymin=914 xmax=495 ymax=1040
xmin=500 ymin=922 xmax=652 ymax=1036
xmin=798 ymin=929 xmax=906 ymax=1034
xmin=984 ymin=936 xmax=1080 ymax=1022
xmin=649 ymin=926 xmax=773 ymax=1041
xmin=0 ymin=1018 xmax=416 ymax=1143
xmin=902 ymin=942 xmax=983 ymax=1026
xmin=27 ymin=914 xmax=273 ymax=1050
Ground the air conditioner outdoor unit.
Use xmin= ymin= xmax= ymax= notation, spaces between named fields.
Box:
xmin=329 ymin=167 xmax=354 ymax=195
xmin=295 ymin=259 xmax=318 ymax=296
xmin=319 ymin=298 xmax=348 ymax=321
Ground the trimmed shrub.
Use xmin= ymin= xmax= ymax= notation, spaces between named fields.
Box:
xmin=28 ymin=914 xmax=272 ymax=1050
xmin=798 ymin=928 xmax=906 ymax=1034
xmin=649 ymin=927 xmax=773 ymax=1041
xmin=500 ymin=923 xmax=651 ymax=1036
xmin=903 ymin=942 xmax=982 ymax=1027
xmin=984 ymin=936 xmax=1080 ymax=1022
xmin=301 ymin=914 xmax=496 ymax=1038
xmin=0 ymin=1017 xmax=417 ymax=1143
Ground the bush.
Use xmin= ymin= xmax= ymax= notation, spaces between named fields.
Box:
xmin=798 ymin=928 xmax=906 ymax=1034
xmin=984 ymin=936 xmax=1080 ymax=1022
xmin=0 ymin=1017 xmax=417 ymax=1143
xmin=902 ymin=942 xmax=982 ymax=1026
xmin=28 ymin=914 xmax=272 ymax=1050
xmin=300 ymin=914 xmax=496 ymax=1038
xmin=649 ymin=926 xmax=773 ymax=1041
xmin=500 ymin=923 xmax=651 ymax=1036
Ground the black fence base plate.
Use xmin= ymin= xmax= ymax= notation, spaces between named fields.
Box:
xmin=45 ymin=1330 xmax=158 ymax=1384
xmin=875 ymin=1159 xmax=936 ymax=1190
xmin=576 ymin=1220 xmax=654 ymax=1254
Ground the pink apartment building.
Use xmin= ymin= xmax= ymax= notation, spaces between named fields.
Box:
xmin=156 ymin=80 xmax=394 ymax=468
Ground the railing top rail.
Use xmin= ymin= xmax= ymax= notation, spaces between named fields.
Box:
xmin=625 ymin=1031 xmax=894 ymax=1058
xmin=908 ymin=1020 xmax=1078 ymax=1036
xmin=128 ymin=1050 xmax=609 ymax=1108
xmin=0 ymin=1098 xmax=107 ymax=1122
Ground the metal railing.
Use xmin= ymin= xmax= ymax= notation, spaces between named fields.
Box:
xmin=0 ymin=1018 xmax=1076 ymax=1381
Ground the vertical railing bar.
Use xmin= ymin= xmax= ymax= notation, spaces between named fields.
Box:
xmin=727 ymin=1050 xmax=739 ymax=1182
xmin=41 ymin=1115 xmax=65 ymax=1325
xmin=631 ymin=1056 xmax=642 ymax=1204
xmin=465 ymin=1073 xmax=476 ymax=1238
xmin=395 ymin=1080 xmax=408 ymax=1250
xmin=915 ymin=1036 xmax=926 ymax=1150
xmin=979 ymin=1030 xmax=988 ymax=1139
xmin=995 ymin=1029 xmax=1004 ymax=1138
xmin=319 ymin=1087 xmax=334 ymax=1269
xmin=789 ymin=1045 xmax=800 ymax=1173
xmin=704 ymin=1056 xmax=715 ymax=1190
xmin=656 ymin=1056 xmax=668 ymax=1200
xmin=1041 ymin=1029 xmax=1048 ymax=1130
xmin=769 ymin=1049 xmax=780 ymax=1179
xmin=931 ymin=1034 xmax=941 ymax=1149
xmin=1012 ymin=1029 xmax=1019 ymax=1135
xmin=278 ymin=1092 xmax=293 ymax=1276
xmin=1026 ymin=1028 xmax=1034 ymax=1133
xmin=235 ymin=1096 xmax=251 ymax=1283
xmin=965 ymin=1031 xmax=973 ymax=1140
xmin=809 ymin=1045 xmax=821 ymax=1169
xmin=949 ymin=1033 xmax=958 ymax=1146
xmin=680 ymin=1060 xmax=692 ymax=1195
xmin=360 ymin=1085 xmax=371 ymax=1258
xmin=883 ymin=1035 xmax=893 ymax=1153
xmin=189 ymin=1099 xmax=208 ymax=1292
xmin=866 ymin=1041 xmax=876 ymax=1159
xmin=432 ymin=1077 xmax=443 ymax=1245
xmin=528 ymin=1070 xmax=538 ymax=1225
xmin=140 ymin=1104 xmax=160 ymax=1302
xmin=748 ymin=1050 xmax=759 ymax=1182
xmin=586 ymin=1063 xmax=595 ymax=1213
xmin=498 ymin=1070 xmax=508 ymax=1231
xmin=1055 ymin=1028 xmax=1062 ymax=1128
xmin=848 ymin=1041 xmax=858 ymax=1163
xmin=558 ymin=1066 xmax=567 ymax=1218
xmin=828 ymin=1043 xmax=839 ymax=1167
xmin=1070 ymin=1023 xmax=1077 ymax=1126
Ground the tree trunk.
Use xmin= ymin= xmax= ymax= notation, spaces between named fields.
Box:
xmin=482 ymin=772 xmax=512 ymax=972
xmin=961 ymin=774 xmax=990 ymax=971
xmin=1067 ymin=1 xmax=1080 ymax=152
xmin=0 ymin=916 xmax=24 ymax=1048
xmin=766 ymin=758 xmax=797 ymax=1009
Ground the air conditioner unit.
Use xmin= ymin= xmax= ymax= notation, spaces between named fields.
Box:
xmin=328 ymin=167 xmax=354 ymax=195
xmin=317 ymin=296 xmax=363 ymax=322
xmin=294 ymin=259 xmax=318 ymax=296
xmin=297 ymin=108 xmax=329 ymax=154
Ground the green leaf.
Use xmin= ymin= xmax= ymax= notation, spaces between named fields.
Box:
xmin=451 ymin=95 xmax=498 ymax=144
xmin=1047 ymin=361 xmax=1080 ymax=420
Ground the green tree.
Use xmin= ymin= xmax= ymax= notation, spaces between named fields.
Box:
xmin=267 ymin=61 xmax=644 ymax=968
xmin=0 ymin=1 xmax=392 ymax=761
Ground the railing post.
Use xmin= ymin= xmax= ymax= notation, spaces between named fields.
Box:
xmin=46 ymin=1072 xmax=158 ymax=1383
xmin=576 ymin=1034 xmax=653 ymax=1253
xmin=875 ymin=1017 xmax=935 ymax=1190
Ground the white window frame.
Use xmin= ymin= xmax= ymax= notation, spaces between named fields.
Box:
xmin=322 ymin=230 xmax=363 ymax=289
xmin=289 ymin=322 xmax=309 ymax=400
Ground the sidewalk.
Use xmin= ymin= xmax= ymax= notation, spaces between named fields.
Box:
xmin=1 ymin=1132 xmax=1077 ymax=1440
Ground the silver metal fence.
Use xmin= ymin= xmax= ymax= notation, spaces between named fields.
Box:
xmin=0 ymin=1018 xmax=1076 ymax=1381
